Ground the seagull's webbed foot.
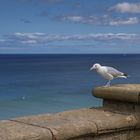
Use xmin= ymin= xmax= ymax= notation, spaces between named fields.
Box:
xmin=104 ymin=81 xmax=111 ymax=87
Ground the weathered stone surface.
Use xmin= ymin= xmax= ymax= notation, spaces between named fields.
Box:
xmin=0 ymin=108 xmax=139 ymax=140
xmin=93 ymin=84 xmax=140 ymax=103
xmin=132 ymin=129 xmax=140 ymax=140
xmin=10 ymin=108 xmax=139 ymax=140
xmin=70 ymin=130 xmax=140 ymax=140
xmin=0 ymin=120 xmax=52 ymax=140
xmin=11 ymin=109 xmax=97 ymax=140
xmin=81 ymin=130 xmax=135 ymax=140
xmin=103 ymin=100 xmax=136 ymax=112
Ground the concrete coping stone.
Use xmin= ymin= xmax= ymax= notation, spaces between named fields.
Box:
xmin=0 ymin=120 xmax=52 ymax=140
xmin=2 ymin=108 xmax=139 ymax=140
xmin=92 ymin=84 xmax=140 ymax=104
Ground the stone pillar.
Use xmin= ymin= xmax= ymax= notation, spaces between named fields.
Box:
xmin=92 ymin=84 xmax=140 ymax=113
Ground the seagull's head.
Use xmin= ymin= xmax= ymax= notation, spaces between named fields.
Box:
xmin=90 ymin=63 xmax=101 ymax=71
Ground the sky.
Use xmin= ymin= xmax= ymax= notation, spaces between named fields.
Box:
xmin=0 ymin=0 xmax=140 ymax=54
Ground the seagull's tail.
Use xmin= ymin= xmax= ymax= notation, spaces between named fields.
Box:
xmin=124 ymin=73 xmax=128 ymax=77
xmin=120 ymin=73 xmax=129 ymax=78
xmin=118 ymin=73 xmax=128 ymax=78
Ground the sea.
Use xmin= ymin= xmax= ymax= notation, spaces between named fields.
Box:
xmin=0 ymin=54 xmax=140 ymax=120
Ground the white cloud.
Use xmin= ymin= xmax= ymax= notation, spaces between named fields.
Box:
xmin=14 ymin=32 xmax=48 ymax=44
xmin=109 ymin=17 xmax=139 ymax=25
xmin=1 ymin=32 xmax=139 ymax=46
xmin=59 ymin=15 xmax=99 ymax=25
xmin=89 ymin=33 xmax=138 ymax=41
xmin=110 ymin=2 xmax=140 ymax=13
xmin=15 ymin=32 xmax=45 ymax=39
xmin=63 ymin=16 xmax=83 ymax=22
xmin=21 ymin=40 xmax=37 ymax=44
xmin=57 ymin=15 xmax=139 ymax=25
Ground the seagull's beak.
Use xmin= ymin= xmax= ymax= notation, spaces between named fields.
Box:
xmin=90 ymin=65 xmax=96 ymax=70
xmin=90 ymin=66 xmax=94 ymax=71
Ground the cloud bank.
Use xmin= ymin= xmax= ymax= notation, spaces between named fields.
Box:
xmin=109 ymin=17 xmax=139 ymax=25
xmin=110 ymin=2 xmax=140 ymax=13
xmin=19 ymin=1 xmax=140 ymax=26
xmin=56 ymin=15 xmax=139 ymax=26
xmin=1 ymin=32 xmax=139 ymax=46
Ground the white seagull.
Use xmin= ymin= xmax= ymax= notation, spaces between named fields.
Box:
xmin=90 ymin=63 xmax=128 ymax=87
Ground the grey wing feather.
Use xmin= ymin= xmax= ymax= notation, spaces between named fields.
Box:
xmin=106 ymin=66 xmax=123 ymax=77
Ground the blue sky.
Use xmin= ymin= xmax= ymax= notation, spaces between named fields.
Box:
xmin=0 ymin=0 xmax=140 ymax=54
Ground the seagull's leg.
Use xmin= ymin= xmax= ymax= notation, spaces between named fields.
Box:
xmin=107 ymin=80 xmax=111 ymax=86
xmin=104 ymin=80 xmax=111 ymax=87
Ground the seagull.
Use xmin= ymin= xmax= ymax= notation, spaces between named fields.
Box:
xmin=90 ymin=63 xmax=128 ymax=87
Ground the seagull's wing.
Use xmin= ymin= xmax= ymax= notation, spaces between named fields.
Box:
xmin=105 ymin=66 xmax=124 ymax=77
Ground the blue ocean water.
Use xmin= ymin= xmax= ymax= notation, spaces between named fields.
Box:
xmin=0 ymin=54 xmax=140 ymax=120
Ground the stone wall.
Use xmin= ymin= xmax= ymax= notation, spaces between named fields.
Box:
xmin=0 ymin=84 xmax=140 ymax=140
